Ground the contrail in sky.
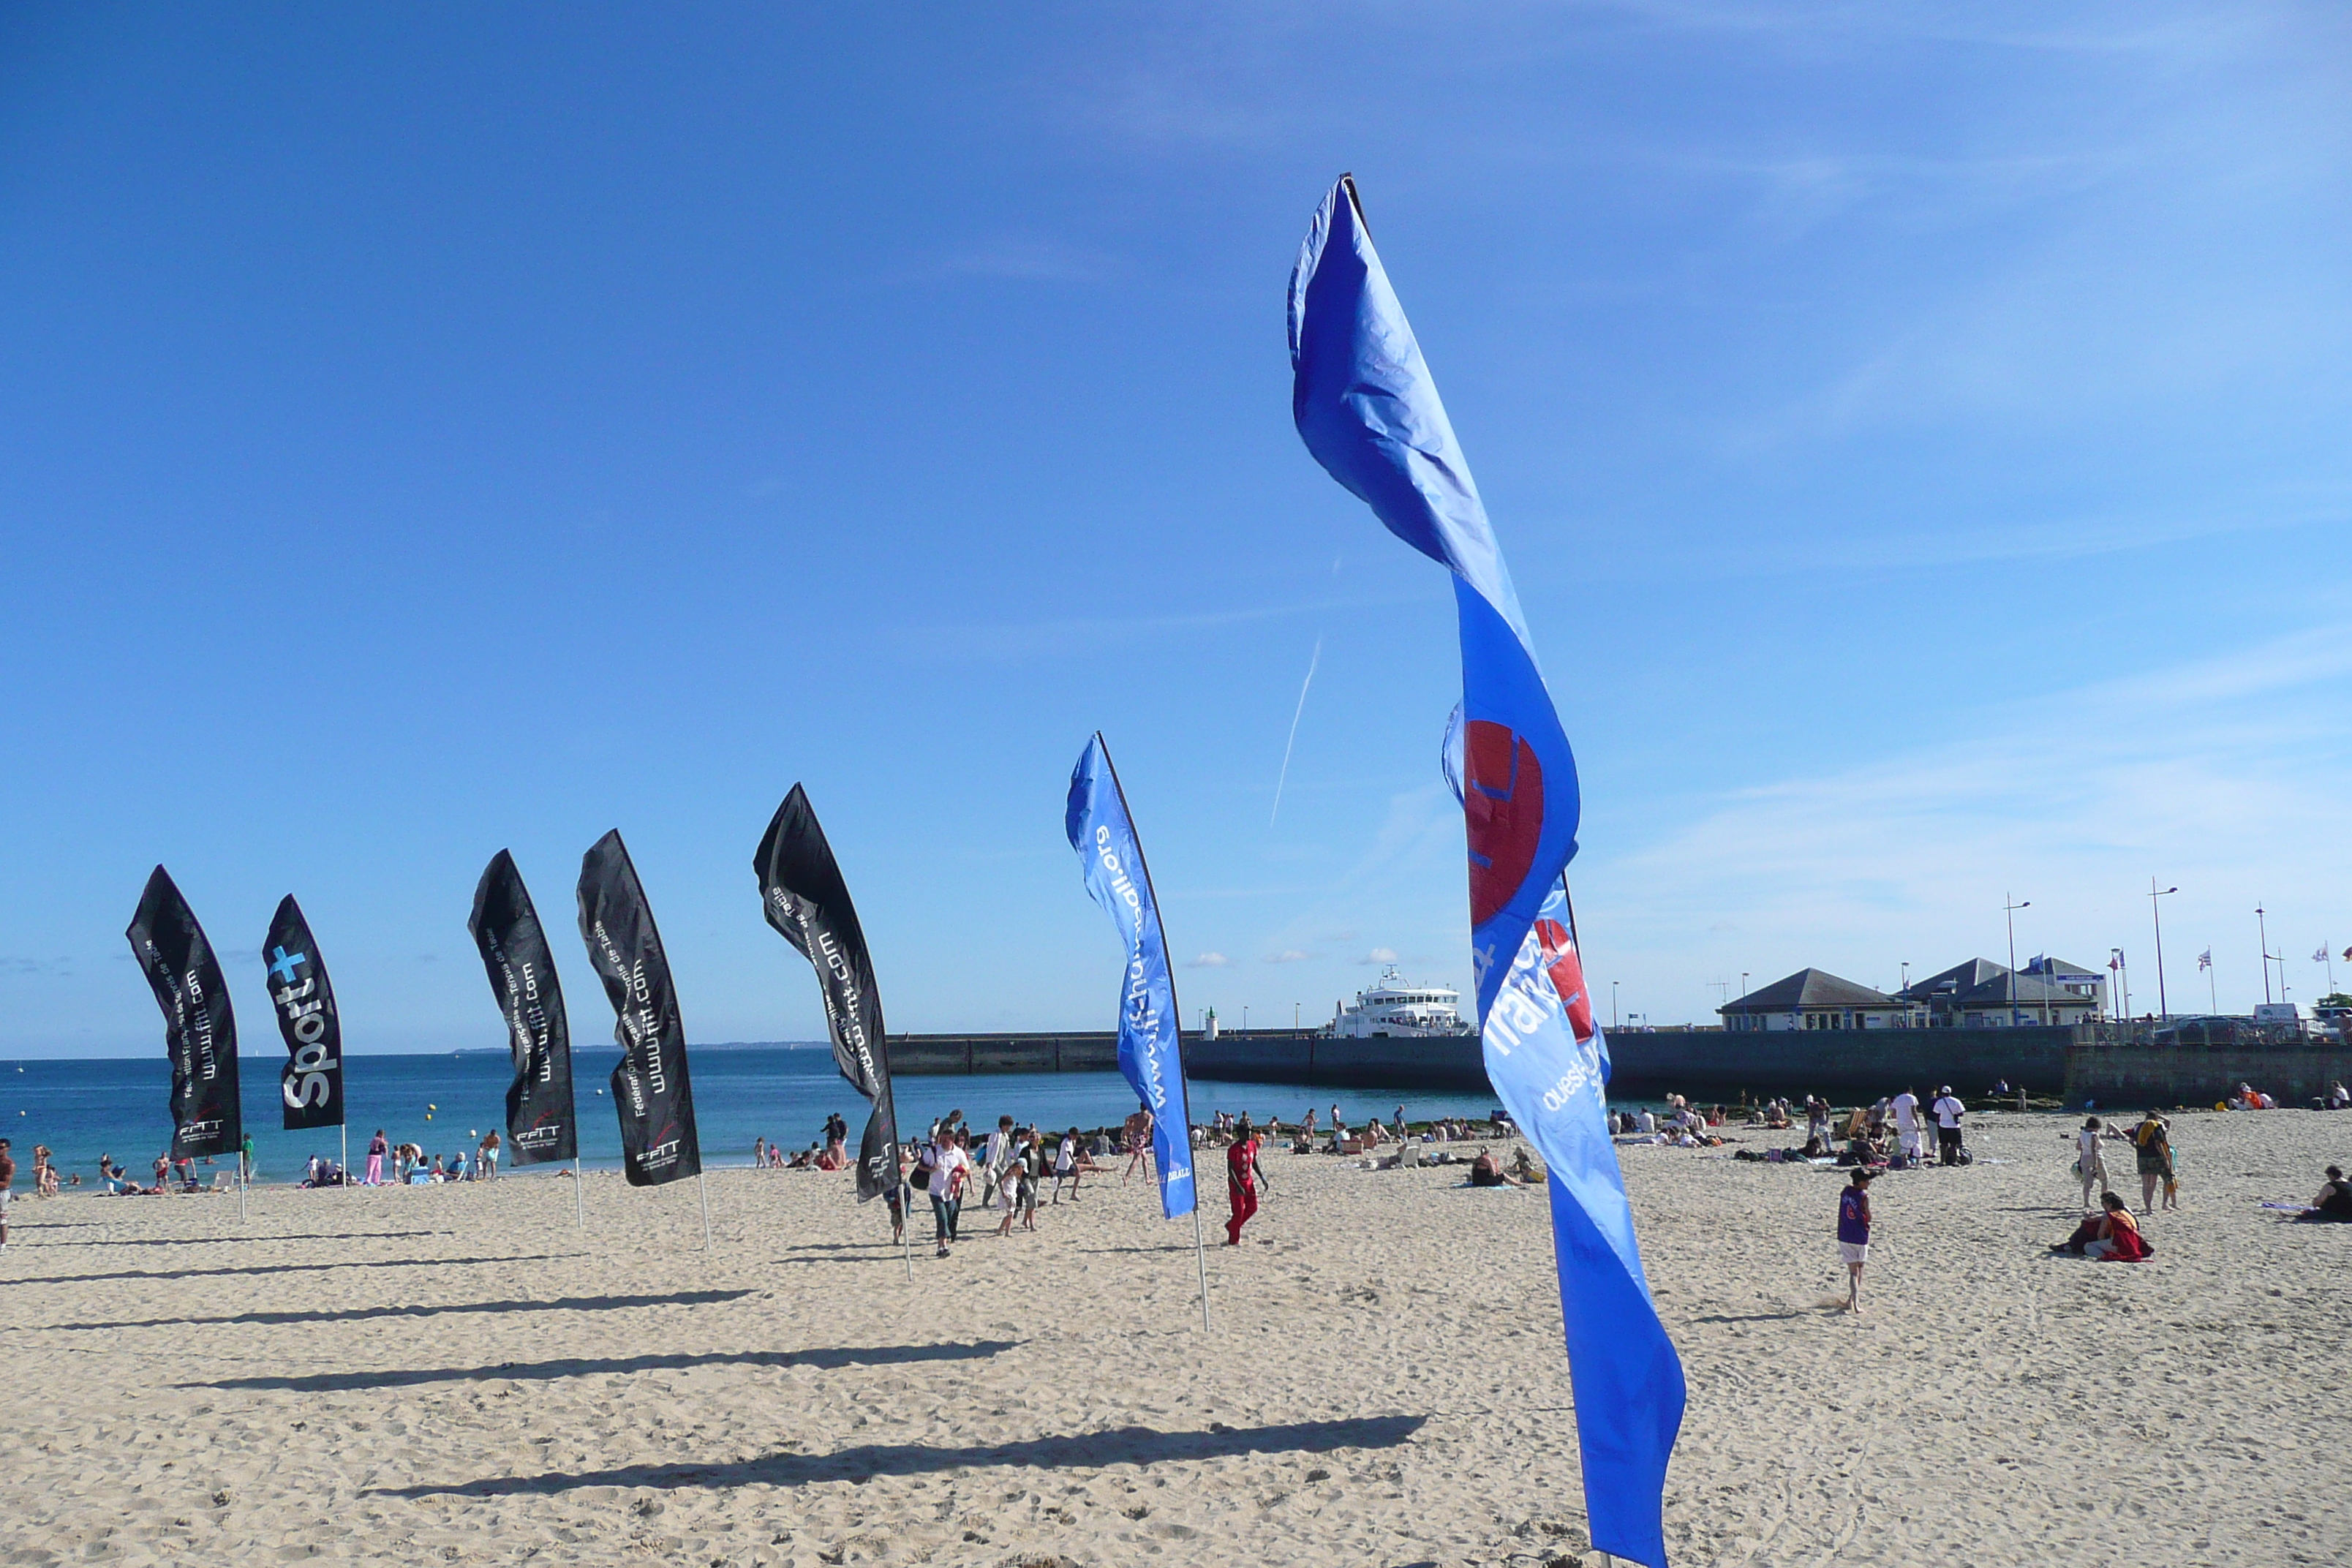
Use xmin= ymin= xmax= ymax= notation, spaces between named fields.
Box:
xmin=1269 ymin=636 xmax=1322 ymax=826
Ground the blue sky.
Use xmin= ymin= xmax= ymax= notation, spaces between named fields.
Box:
xmin=2 ymin=3 xmax=2347 ymax=1057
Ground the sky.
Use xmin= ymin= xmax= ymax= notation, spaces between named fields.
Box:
xmin=1 ymin=2 xmax=2348 ymax=1058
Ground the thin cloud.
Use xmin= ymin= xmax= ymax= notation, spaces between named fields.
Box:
xmin=1188 ymin=951 xmax=1232 ymax=968
xmin=1264 ymin=949 xmax=1313 ymax=964
xmin=1361 ymin=946 xmax=1399 ymax=965
xmin=940 ymin=234 xmax=1116 ymax=284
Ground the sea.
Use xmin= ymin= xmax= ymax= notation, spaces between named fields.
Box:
xmin=1 ymin=1045 xmax=1509 ymax=1186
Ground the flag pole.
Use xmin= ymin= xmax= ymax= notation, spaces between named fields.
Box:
xmin=697 ymin=1169 xmax=712 ymax=1250
xmin=340 ymin=1124 xmax=347 ymax=1194
xmin=238 ymin=1145 xmax=249 ymax=1224
xmin=1190 ymin=1184 xmax=1212 ymax=1333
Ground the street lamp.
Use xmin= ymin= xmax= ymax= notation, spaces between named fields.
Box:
xmin=2257 ymin=906 xmax=2272 ymax=1005
xmin=2149 ymin=881 xmax=2178 ymax=1021
xmin=2004 ymin=894 xmax=2031 ymax=1026
xmin=2110 ymin=948 xmax=2127 ymax=1022
xmin=1611 ymin=981 xmax=1620 ymax=1032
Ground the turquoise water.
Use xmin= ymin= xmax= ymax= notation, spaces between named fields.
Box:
xmin=0 ymin=1047 xmax=1505 ymax=1186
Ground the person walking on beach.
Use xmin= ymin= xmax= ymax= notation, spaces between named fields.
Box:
xmin=1837 ymin=1169 xmax=1874 ymax=1314
xmin=478 ymin=1129 xmax=500 ymax=1180
xmin=981 ymin=1115 xmax=1014 ymax=1209
xmin=2076 ymin=1117 xmax=2111 ymax=1213
xmin=2133 ymin=1110 xmax=2176 ymax=1213
xmin=1930 ymin=1087 xmax=1966 ymax=1165
xmin=1052 ymin=1127 xmax=1081 ymax=1203
xmin=1016 ymin=1128 xmax=1043 ymax=1232
xmin=1225 ymin=1116 xmax=1264 ymax=1245
xmin=1123 ymin=1103 xmax=1154 ymax=1183
xmin=924 ymin=1131 xmax=970 ymax=1257
xmin=0 ymin=1139 xmax=15 ymax=1248
xmin=365 ymin=1129 xmax=387 ymax=1186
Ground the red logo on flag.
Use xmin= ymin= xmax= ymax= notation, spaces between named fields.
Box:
xmin=1535 ymin=917 xmax=1595 ymax=1044
xmin=1463 ymin=720 xmax=1544 ymax=927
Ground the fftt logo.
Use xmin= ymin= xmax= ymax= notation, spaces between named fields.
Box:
xmin=1535 ymin=918 xmax=1595 ymax=1044
xmin=1464 ymin=720 xmax=1544 ymax=927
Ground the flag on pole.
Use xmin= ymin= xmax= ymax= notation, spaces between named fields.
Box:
xmin=754 ymin=785 xmax=903 ymax=1205
xmin=1064 ymin=734 xmax=1196 ymax=1221
xmin=1290 ymin=174 xmax=1684 ymax=1568
xmin=127 ymin=867 xmax=244 ymax=1160
xmin=2110 ymin=953 xmax=2122 ymax=972
xmin=2198 ymin=949 xmax=2212 ymax=970
xmin=264 ymin=897 xmax=344 ymax=1132
xmin=576 ymin=830 xmax=703 ymax=1187
xmin=2315 ymin=946 xmax=2329 ymax=965
xmin=470 ymin=851 xmax=579 ymax=1166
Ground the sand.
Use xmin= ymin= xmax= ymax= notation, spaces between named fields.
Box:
xmin=2 ymin=1107 xmax=2348 ymax=1567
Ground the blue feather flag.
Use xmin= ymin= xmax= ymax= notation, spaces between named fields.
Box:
xmin=1291 ymin=175 xmax=1686 ymax=1568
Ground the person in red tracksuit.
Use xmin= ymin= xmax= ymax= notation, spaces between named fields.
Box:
xmin=1226 ymin=1117 xmax=1265 ymax=1244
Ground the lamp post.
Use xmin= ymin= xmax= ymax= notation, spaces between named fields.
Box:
xmin=1611 ymin=981 xmax=1620 ymax=1032
xmin=2110 ymin=948 xmax=2127 ymax=1023
xmin=1739 ymin=972 xmax=1749 ymax=1033
xmin=2257 ymin=906 xmax=2272 ymax=1005
xmin=2149 ymin=881 xmax=2178 ymax=1022
xmin=2004 ymin=894 xmax=2031 ymax=1026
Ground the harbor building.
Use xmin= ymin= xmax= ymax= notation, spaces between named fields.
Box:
xmin=1719 ymin=969 xmax=1922 ymax=1032
xmin=1899 ymin=957 xmax=2102 ymax=1028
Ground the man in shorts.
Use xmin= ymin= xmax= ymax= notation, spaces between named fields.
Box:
xmin=1123 ymin=1104 xmax=1153 ymax=1183
xmin=0 ymin=1138 xmax=14 ymax=1248
xmin=1837 ymin=1168 xmax=1874 ymax=1313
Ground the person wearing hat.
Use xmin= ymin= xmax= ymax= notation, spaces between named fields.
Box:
xmin=1929 ymin=1085 xmax=1966 ymax=1166
xmin=1837 ymin=1168 xmax=1874 ymax=1314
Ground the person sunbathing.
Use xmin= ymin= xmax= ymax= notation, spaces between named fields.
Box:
xmin=2304 ymin=1166 xmax=2352 ymax=1221
xmin=1469 ymin=1148 xmax=1515 ymax=1187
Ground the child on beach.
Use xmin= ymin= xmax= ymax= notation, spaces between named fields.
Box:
xmin=1837 ymin=1169 xmax=1874 ymax=1314
xmin=2076 ymin=1117 xmax=2110 ymax=1212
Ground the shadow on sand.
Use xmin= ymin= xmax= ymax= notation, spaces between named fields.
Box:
xmin=56 ymin=1288 xmax=752 ymax=1333
xmin=370 ymin=1414 xmax=1428 ymax=1498
xmin=15 ymin=1254 xmax=578 ymax=1287
xmin=188 ymin=1340 xmax=1020 ymax=1393
xmin=21 ymin=1229 xmax=452 ymax=1249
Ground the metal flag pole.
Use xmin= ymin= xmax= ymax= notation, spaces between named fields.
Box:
xmin=340 ymin=1125 xmax=347 ymax=1194
xmin=574 ymin=1154 xmax=584 ymax=1227
xmin=1190 ymin=1185 xmax=1212 ymax=1333
xmin=238 ymin=1145 xmax=249 ymax=1224
xmin=697 ymin=1169 xmax=712 ymax=1251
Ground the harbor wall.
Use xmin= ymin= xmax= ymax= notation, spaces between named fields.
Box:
xmin=886 ymin=1025 xmax=2352 ymax=1107
xmin=1606 ymin=1026 xmax=2076 ymax=1100
xmin=2059 ymin=1039 xmax=2352 ymax=1108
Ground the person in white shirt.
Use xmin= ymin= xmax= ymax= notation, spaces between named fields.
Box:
xmin=1635 ymin=1109 xmax=1656 ymax=1135
xmin=1052 ymin=1128 xmax=1081 ymax=1203
xmin=1930 ymin=1088 xmax=1966 ymax=1166
xmin=2076 ymin=1116 xmax=2111 ymax=1211
xmin=1890 ymin=1088 xmax=1921 ymax=1162
xmin=922 ymin=1132 xmax=971 ymax=1257
xmin=979 ymin=1115 xmax=1014 ymax=1208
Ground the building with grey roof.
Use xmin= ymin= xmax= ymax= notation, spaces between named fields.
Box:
xmin=1899 ymin=957 xmax=2101 ymax=1028
xmin=1719 ymin=968 xmax=1924 ymax=1032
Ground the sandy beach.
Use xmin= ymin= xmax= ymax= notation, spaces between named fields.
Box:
xmin=4 ymin=1107 xmax=2348 ymax=1567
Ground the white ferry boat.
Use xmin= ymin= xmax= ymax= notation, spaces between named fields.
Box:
xmin=1327 ymin=967 xmax=1476 ymax=1039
